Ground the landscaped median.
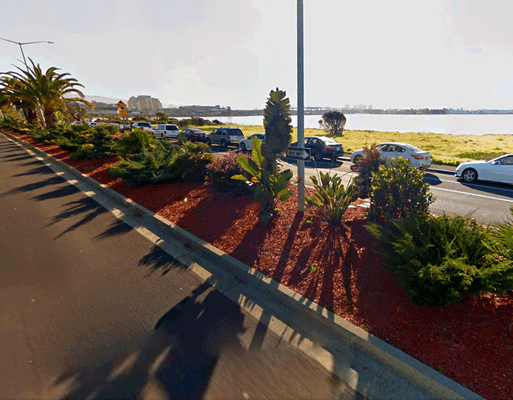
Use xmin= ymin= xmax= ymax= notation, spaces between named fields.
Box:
xmin=2 ymin=127 xmax=512 ymax=400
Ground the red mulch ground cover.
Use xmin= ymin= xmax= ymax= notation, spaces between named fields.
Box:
xmin=5 ymin=129 xmax=513 ymax=399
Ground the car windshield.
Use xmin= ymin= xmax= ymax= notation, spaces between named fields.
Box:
xmin=317 ymin=137 xmax=338 ymax=145
xmin=139 ymin=122 xmax=151 ymax=127
xmin=192 ymin=129 xmax=203 ymax=133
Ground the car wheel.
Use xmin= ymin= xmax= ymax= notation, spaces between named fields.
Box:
xmin=314 ymin=150 xmax=323 ymax=161
xmin=221 ymin=139 xmax=227 ymax=148
xmin=240 ymin=142 xmax=247 ymax=151
xmin=462 ymin=168 xmax=478 ymax=183
xmin=206 ymin=139 xmax=212 ymax=146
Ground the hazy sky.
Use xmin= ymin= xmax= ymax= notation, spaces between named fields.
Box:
xmin=2 ymin=0 xmax=513 ymax=110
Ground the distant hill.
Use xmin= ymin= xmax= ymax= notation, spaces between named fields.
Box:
xmin=84 ymin=95 xmax=127 ymax=104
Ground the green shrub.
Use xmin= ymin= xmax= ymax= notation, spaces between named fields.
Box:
xmin=57 ymin=136 xmax=82 ymax=152
xmin=70 ymin=144 xmax=96 ymax=161
xmin=367 ymin=214 xmax=513 ymax=306
xmin=68 ymin=126 xmax=116 ymax=161
xmin=169 ymin=142 xmax=214 ymax=182
xmin=305 ymin=171 xmax=357 ymax=225
xmin=90 ymin=125 xmax=116 ymax=158
xmin=115 ymin=129 xmax=155 ymax=158
xmin=0 ymin=115 xmax=28 ymax=131
xmin=109 ymin=141 xmax=213 ymax=186
xmin=367 ymin=158 xmax=434 ymax=223
xmin=109 ymin=143 xmax=176 ymax=186
xmin=28 ymin=129 xmax=56 ymax=144
xmin=205 ymin=151 xmax=252 ymax=195
xmin=54 ymin=124 xmax=94 ymax=150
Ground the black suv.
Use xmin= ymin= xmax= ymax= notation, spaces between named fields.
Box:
xmin=206 ymin=128 xmax=244 ymax=148
xmin=289 ymin=136 xmax=344 ymax=161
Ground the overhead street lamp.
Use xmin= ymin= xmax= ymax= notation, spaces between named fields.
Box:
xmin=0 ymin=37 xmax=54 ymax=71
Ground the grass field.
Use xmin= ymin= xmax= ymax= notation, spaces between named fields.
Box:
xmin=197 ymin=124 xmax=513 ymax=166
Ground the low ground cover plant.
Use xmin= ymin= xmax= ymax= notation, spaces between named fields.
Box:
xmin=367 ymin=213 xmax=513 ymax=306
xmin=109 ymin=140 xmax=213 ymax=186
xmin=114 ymin=128 xmax=155 ymax=158
xmin=70 ymin=125 xmax=116 ymax=161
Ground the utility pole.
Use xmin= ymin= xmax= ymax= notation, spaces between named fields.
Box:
xmin=0 ymin=37 xmax=54 ymax=71
xmin=297 ymin=0 xmax=305 ymax=211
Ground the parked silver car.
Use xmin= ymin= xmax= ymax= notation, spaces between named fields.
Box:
xmin=206 ymin=127 xmax=244 ymax=148
xmin=239 ymin=133 xmax=265 ymax=151
xmin=351 ymin=142 xmax=431 ymax=168
xmin=132 ymin=121 xmax=153 ymax=132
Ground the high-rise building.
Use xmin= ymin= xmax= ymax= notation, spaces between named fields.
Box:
xmin=127 ymin=95 xmax=163 ymax=112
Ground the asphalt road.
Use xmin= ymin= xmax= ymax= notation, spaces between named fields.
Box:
xmin=0 ymin=136 xmax=370 ymax=399
xmin=3 ymin=133 xmax=482 ymax=400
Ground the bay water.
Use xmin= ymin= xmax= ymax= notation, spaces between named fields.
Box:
xmin=205 ymin=114 xmax=513 ymax=136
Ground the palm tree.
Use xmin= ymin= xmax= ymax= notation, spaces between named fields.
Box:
xmin=0 ymin=75 xmax=40 ymax=125
xmin=1 ymin=59 xmax=92 ymax=128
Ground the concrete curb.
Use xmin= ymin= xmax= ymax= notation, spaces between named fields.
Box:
xmin=2 ymin=130 xmax=484 ymax=400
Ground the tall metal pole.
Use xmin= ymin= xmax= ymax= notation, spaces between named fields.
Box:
xmin=297 ymin=0 xmax=305 ymax=211
xmin=0 ymin=37 xmax=54 ymax=71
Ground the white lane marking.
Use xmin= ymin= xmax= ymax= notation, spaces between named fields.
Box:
xmin=427 ymin=176 xmax=513 ymax=194
xmin=430 ymin=186 xmax=513 ymax=203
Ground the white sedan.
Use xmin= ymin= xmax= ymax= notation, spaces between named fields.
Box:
xmin=350 ymin=142 xmax=432 ymax=168
xmin=455 ymin=154 xmax=513 ymax=184
xmin=239 ymin=133 xmax=265 ymax=151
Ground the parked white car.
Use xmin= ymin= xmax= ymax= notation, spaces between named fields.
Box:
xmin=455 ymin=154 xmax=513 ymax=184
xmin=152 ymin=124 xmax=180 ymax=139
xmin=239 ymin=133 xmax=265 ymax=151
xmin=132 ymin=121 xmax=153 ymax=132
xmin=351 ymin=142 xmax=431 ymax=168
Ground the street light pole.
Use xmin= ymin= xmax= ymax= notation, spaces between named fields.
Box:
xmin=297 ymin=0 xmax=305 ymax=211
xmin=0 ymin=37 xmax=54 ymax=71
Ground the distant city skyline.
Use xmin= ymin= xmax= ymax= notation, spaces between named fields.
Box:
xmin=7 ymin=1 xmax=510 ymax=111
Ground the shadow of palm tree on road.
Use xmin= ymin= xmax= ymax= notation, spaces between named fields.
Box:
xmin=138 ymin=244 xmax=187 ymax=277
xmin=52 ymin=282 xmax=245 ymax=400
xmin=48 ymin=197 xmax=109 ymax=239
xmin=0 ymin=176 xmax=64 ymax=198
